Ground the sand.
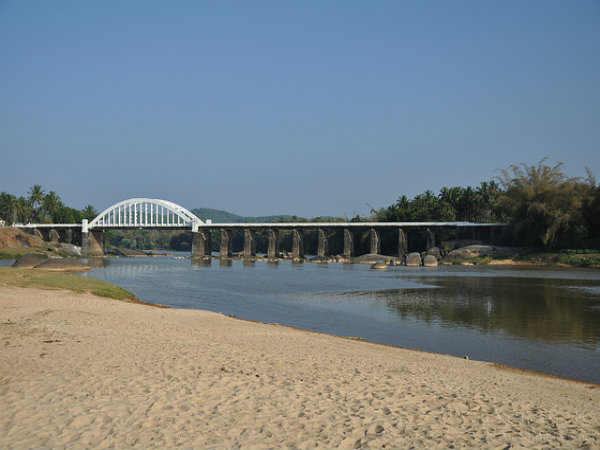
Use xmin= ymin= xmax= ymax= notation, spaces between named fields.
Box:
xmin=1 ymin=287 xmax=599 ymax=449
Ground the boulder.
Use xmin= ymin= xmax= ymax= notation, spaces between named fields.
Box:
xmin=448 ymin=239 xmax=484 ymax=250
xmin=353 ymin=253 xmax=389 ymax=265
xmin=441 ymin=245 xmax=520 ymax=263
xmin=371 ymin=261 xmax=388 ymax=270
xmin=34 ymin=259 xmax=91 ymax=272
xmin=405 ymin=252 xmax=422 ymax=267
xmin=113 ymin=248 xmax=148 ymax=257
xmin=12 ymin=253 xmax=43 ymax=268
xmin=426 ymin=247 xmax=442 ymax=260
xmin=57 ymin=243 xmax=81 ymax=256
xmin=423 ymin=255 xmax=438 ymax=267
xmin=0 ymin=227 xmax=45 ymax=248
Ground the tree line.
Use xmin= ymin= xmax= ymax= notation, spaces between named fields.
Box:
xmin=0 ymin=185 xmax=97 ymax=225
xmin=2 ymin=160 xmax=598 ymax=251
xmin=373 ymin=159 xmax=599 ymax=249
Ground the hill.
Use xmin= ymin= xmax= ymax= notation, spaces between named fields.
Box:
xmin=191 ymin=208 xmax=296 ymax=224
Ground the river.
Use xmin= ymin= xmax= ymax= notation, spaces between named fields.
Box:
xmin=69 ymin=255 xmax=600 ymax=384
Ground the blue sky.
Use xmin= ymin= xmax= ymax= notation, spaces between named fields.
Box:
xmin=1 ymin=1 xmax=599 ymax=218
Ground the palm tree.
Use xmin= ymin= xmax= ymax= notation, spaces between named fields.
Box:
xmin=15 ymin=196 xmax=33 ymax=224
xmin=0 ymin=192 xmax=17 ymax=225
xmin=457 ymin=186 xmax=476 ymax=221
xmin=42 ymin=191 xmax=63 ymax=223
xmin=439 ymin=186 xmax=464 ymax=217
xmin=82 ymin=204 xmax=98 ymax=221
xmin=28 ymin=184 xmax=45 ymax=221
xmin=475 ymin=181 xmax=501 ymax=222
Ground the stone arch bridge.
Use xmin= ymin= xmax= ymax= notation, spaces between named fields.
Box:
xmin=16 ymin=197 xmax=506 ymax=259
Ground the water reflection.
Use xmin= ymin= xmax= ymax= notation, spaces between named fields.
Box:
xmin=78 ymin=257 xmax=600 ymax=382
xmin=191 ymin=259 xmax=212 ymax=268
xmin=83 ymin=258 xmax=110 ymax=268
xmin=349 ymin=276 xmax=600 ymax=348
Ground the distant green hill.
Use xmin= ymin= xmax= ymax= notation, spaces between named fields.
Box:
xmin=191 ymin=208 xmax=296 ymax=223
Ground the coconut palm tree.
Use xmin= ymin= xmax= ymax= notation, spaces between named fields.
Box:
xmin=15 ymin=196 xmax=33 ymax=224
xmin=439 ymin=186 xmax=464 ymax=218
xmin=27 ymin=184 xmax=45 ymax=221
xmin=82 ymin=204 xmax=98 ymax=221
xmin=0 ymin=192 xmax=18 ymax=225
xmin=42 ymin=191 xmax=63 ymax=223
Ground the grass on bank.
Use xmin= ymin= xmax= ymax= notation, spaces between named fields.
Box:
xmin=514 ymin=250 xmax=600 ymax=268
xmin=0 ymin=248 xmax=48 ymax=259
xmin=451 ymin=256 xmax=494 ymax=265
xmin=0 ymin=267 xmax=142 ymax=302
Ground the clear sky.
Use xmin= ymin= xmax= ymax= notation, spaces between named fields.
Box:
xmin=1 ymin=1 xmax=599 ymax=218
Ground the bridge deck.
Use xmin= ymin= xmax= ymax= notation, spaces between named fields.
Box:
xmin=15 ymin=221 xmax=506 ymax=230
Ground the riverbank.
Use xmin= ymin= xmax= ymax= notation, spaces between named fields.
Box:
xmin=2 ymin=226 xmax=600 ymax=268
xmin=1 ymin=286 xmax=599 ymax=449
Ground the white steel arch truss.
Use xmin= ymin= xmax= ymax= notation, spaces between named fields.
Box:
xmin=87 ymin=198 xmax=203 ymax=231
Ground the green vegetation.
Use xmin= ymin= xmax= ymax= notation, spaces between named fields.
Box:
xmin=191 ymin=207 xmax=294 ymax=224
xmin=105 ymin=229 xmax=183 ymax=250
xmin=0 ymin=185 xmax=97 ymax=225
xmin=514 ymin=250 xmax=600 ymax=268
xmin=374 ymin=159 xmax=599 ymax=251
xmin=374 ymin=181 xmax=503 ymax=223
xmin=2 ymin=160 xmax=598 ymax=260
xmin=0 ymin=249 xmax=47 ymax=259
xmin=495 ymin=160 xmax=598 ymax=249
xmin=451 ymin=256 xmax=494 ymax=265
xmin=0 ymin=267 xmax=138 ymax=301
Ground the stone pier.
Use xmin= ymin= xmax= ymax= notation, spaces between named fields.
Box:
xmin=16 ymin=218 xmax=505 ymax=265
xmin=317 ymin=228 xmax=328 ymax=258
xmin=49 ymin=229 xmax=60 ymax=243
xmin=292 ymin=228 xmax=304 ymax=260
xmin=267 ymin=229 xmax=279 ymax=259
xmin=343 ymin=228 xmax=354 ymax=258
xmin=220 ymin=228 xmax=233 ymax=258
xmin=426 ymin=228 xmax=435 ymax=251
xmin=81 ymin=230 xmax=104 ymax=256
xmin=191 ymin=230 xmax=212 ymax=258
xmin=398 ymin=228 xmax=407 ymax=259
xmin=369 ymin=228 xmax=380 ymax=255
xmin=244 ymin=229 xmax=256 ymax=258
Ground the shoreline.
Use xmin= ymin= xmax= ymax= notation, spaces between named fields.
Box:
xmin=2 ymin=286 xmax=599 ymax=449
xmin=2 ymin=251 xmax=600 ymax=270
xmin=230 ymin=311 xmax=599 ymax=387
xmin=2 ymin=263 xmax=597 ymax=385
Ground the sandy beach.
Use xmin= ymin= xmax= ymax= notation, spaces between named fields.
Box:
xmin=1 ymin=286 xmax=599 ymax=449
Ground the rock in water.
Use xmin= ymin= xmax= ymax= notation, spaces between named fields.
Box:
xmin=12 ymin=254 xmax=43 ymax=268
xmin=58 ymin=243 xmax=82 ymax=256
xmin=371 ymin=261 xmax=388 ymax=270
xmin=426 ymin=246 xmax=442 ymax=260
xmin=405 ymin=252 xmax=422 ymax=267
xmin=423 ymin=255 xmax=438 ymax=267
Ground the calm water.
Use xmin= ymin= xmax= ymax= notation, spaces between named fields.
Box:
xmin=23 ymin=256 xmax=600 ymax=383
